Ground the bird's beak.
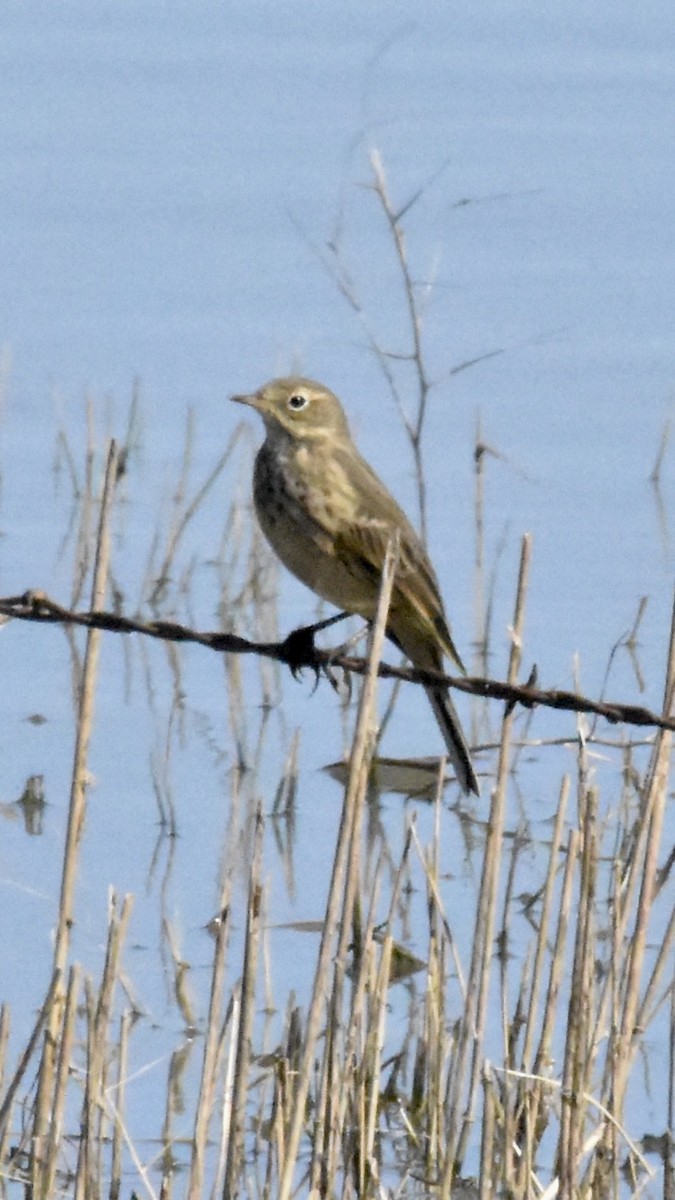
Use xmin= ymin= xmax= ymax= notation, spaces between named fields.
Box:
xmin=231 ymin=390 xmax=263 ymax=411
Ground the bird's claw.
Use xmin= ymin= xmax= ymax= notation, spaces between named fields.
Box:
xmin=280 ymin=612 xmax=351 ymax=689
xmin=280 ymin=625 xmax=322 ymax=686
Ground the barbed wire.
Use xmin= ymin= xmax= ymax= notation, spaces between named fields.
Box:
xmin=1 ymin=589 xmax=672 ymax=734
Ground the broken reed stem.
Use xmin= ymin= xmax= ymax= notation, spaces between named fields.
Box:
xmin=42 ymin=964 xmax=81 ymax=1200
xmin=222 ymin=808 xmax=264 ymax=1200
xmin=188 ymin=907 xmax=231 ymax=1200
xmin=33 ymin=438 xmax=119 ymax=1196
xmin=277 ymin=536 xmax=399 ymax=1200
xmin=109 ymin=1007 xmax=132 ymax=1200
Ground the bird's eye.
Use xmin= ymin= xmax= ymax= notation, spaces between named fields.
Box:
xmin=288 ymin=394 xmax=308 ymax=411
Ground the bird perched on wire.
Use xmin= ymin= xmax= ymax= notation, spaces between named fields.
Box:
xmin=231 ymin=376 xmax=479 ymax=796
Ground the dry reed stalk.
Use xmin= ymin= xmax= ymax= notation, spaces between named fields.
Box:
xmin=424 ymin=908 xmax=446 ymax=1177
xmin=266 ymin=1001 xmax=302 ymax=1198
xmin=76 ymin=892 xmax=133 ymax=1200
xmin=405 ymin=817 xmax=467 ymax=1178
xmin=109 ymin=1007 xmax=132 ymax=1200
xmin=523 ymin=824 xmax=579 ymax=1194
xmin=424 ymin=764 xmax=450 ymax=1179
xmin=366 ymin=833 xmax=413 ymax=1167
xmin=0 ymin=1004 xmax=9 ymax=1170
xmin=31 ymin=438 xmax=119 ymax=1193
xmin=316 ymin=800 xmax=385 ymax=1191
xmin=522 ymin=776 xmax=570 ymax=1071
xmin=444 ymin=532 xmax=532 ymax=1185
xmin=308 ymin=1019 xmax=330 ymax=1198
xmin=533 ymin=828 xmax=581 ymax=1081
xmin=368 ymin=150 xmax=433 ymax=543
xmin=68 ymin=397 xmax=96 ymax=610
xmin=74 ymin=978 xmax=98 ymax=1200
xmin=662 ymin=974 xmax=667 ymax=1190
xmin=42 ymin=963 xmax=81 ymax=1200
xmin=506 ymin=776 xmax=570 ymax=1188
xmin=349 ymin=941 xmax=378 ymax=1195
xmin=211 ymin=989 xmax=240 ymax=1200
xmin=611 ymin=592 xmax=675 ymax=1117
xmin=222 ymin=807 xmax=264 ymax=1199
xmin=363 ymin=932 xmax=393 ymax=1170
xmin=557 ymin=787 xmax=599 ymax=1192
xmin=592 ymin=783 xmax=663 ymax=1105
xmin=188 ymin=906 xmax=232 ymax=1200
xmin=568 ymin=590 xmax=675 ymax=1193
xmin=161 ymin=1041 xmax=194 ymax=1197
xmin=498 ymin=830 xmax=533 ymax=1173
xmin=332 ymin=861 xmax=384 ymax=1193
xmin=636 ymin=896 xmax=675 ymax=1031
xmin=473 ymin=412 xmax=489 ymax=686
xmin=340 ymin=829 xmax=410 ymax=1196
xmin=277 ymin=537 xmax=399 ymax=1200
xmin=479 ymin=1064 xmax=497 ymax=1200
xmin=0 ymin=968 xmax=61 ymax=1147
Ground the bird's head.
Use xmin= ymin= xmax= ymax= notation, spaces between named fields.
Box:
xmin=231 ymin=377 xmax=350 ymax=441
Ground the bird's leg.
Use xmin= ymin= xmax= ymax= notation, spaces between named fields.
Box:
xmin=280 ymin=611 xmax=351 ymax=682
xmin=319 ymin=621 xmax=374 ymax=700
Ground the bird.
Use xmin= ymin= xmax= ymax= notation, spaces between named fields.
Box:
xmin=231 ymin=376 xmax=479 ymax=795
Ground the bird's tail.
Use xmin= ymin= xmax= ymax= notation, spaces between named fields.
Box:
xmin=425 ymin=684 xmax=480 ymax=796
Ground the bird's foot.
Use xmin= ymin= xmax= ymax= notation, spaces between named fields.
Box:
xmin=280 ymin=612 xmax=350 ymax=687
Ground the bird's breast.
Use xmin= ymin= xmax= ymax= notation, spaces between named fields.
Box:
xmin=251 ymin=439 xmax=377 ymax=612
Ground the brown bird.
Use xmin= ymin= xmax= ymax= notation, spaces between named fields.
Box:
xmin=232 ymin=376 xmax=479 ymax=795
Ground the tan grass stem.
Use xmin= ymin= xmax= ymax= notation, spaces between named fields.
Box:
xmin=277 ymin=536 xmax=399 ymax=1200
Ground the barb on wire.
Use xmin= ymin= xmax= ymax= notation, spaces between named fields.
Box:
xmin=1 ymin=590 xmax=672 ymax=734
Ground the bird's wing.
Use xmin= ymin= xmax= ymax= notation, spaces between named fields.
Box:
xmin=331 ymin=445 xmax=466 ymax=672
